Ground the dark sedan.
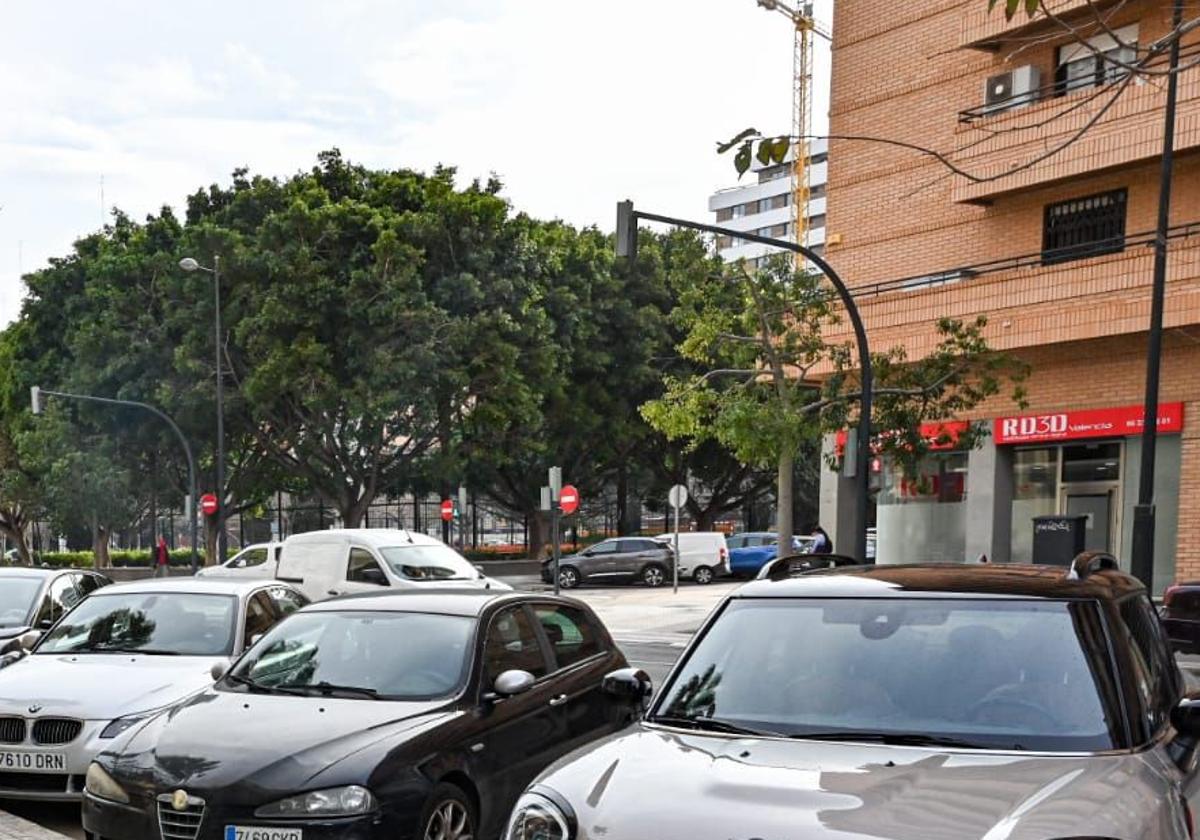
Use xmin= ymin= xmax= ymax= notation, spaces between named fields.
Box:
xmin=82 ymin=589 xmax=643 ymax=840
xmin=1161 ymin=579 xmax=1200 ymax=652
xmin=0 ymin=567 xmax=110 ymax=651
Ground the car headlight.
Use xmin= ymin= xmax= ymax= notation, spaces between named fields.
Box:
xmin=254 ymin=785 xmax=377 ymax=819
xmin=506 ymin=789 xmax=575 ymax=840
xmin=100 ymin=715 xmax=147 ymax=739
xmin=85 ymin=762 xmax=130 ymax=804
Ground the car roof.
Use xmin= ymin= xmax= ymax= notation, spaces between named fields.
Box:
xmin=283 ymin=528 xmax=442 ymax=549
xmin=95 ymin=577 xmax=281 ymax=596
xmin=734 ymin=563 xmax=1146 ymax=601
xmin=0 ymin=567 xmax=88 ymax=579
xmin=303 ymin=589 xmax=577 ymax=617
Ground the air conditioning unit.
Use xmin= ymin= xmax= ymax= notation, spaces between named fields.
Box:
xmin=982 ymin=65 xmax=1041 ymax=114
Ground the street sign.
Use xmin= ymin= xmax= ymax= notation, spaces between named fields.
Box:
xmin=200 ymin=493 xmax=219 ymax=517
xmin=440 ymin=499 xmax=455 ymax=522
xmin=559 ymin=484 xmax=580 ymax=515
xmin=668 ymin=484 xmax=689 ymax=509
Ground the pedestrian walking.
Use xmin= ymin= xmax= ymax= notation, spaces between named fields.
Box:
xmin=810 ymin=524 xmax=833 ymax=555
xmin=154 ymin=535 xmax=170 ymax=578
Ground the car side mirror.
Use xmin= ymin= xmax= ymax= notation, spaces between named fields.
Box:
xmin=484 ymin=669 xmax=536 ymax=703
xmin=603 ymin=667 xmax=652 ymax=707
xmin=359 ymin=568 xmax=388 ymax=586
xmin=210 ymin=660 xmax=232 ymax=682
xmin=18 ymin=630 xmax=41 ymax=652
xmin=37 ymin=617 xmax=54 ymax=631
xmin=474 ymin=564 xmax=485 ymax=574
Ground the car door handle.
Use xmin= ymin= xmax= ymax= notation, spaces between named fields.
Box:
xmin=548 ymin=694 xmax=568 ymax=707
xmin=327 ymin=589 xmax=340 ymax=596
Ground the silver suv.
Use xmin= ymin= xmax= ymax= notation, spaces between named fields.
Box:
xmin=542 ymin=538 xmax=675 ymax=589
xmin=508 ymin=558 xmax=1200 ymax=839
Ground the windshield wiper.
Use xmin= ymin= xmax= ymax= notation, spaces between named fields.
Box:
xmin=275 ymin=681 xmax=380 ymax=699
xmin=225 ymin=673 xmax=309 ymax=696
xmin=649 ymin=714 xmax=780 ymax=737
xmin=73 ymin=645 xmax=182 ymax=656
xmin=789 ymin=731 xmax=990 ymax=749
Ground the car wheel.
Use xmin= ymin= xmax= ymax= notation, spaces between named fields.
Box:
xmin=642 ymin=564 xmax=667 ymax=587
xmin=421 ymin=782 xmax=477 ymax=840
xmin=693 ymin=565 xmax=714 ymax=585
xmin=558 ymin=565 xmax=580 ymax=589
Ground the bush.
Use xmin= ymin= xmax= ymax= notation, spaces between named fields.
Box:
xmin=35 ymin=549 xmax=199 ymax=569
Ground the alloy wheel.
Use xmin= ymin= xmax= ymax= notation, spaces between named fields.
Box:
xmin=559 ymin=567 xmax=579 ymax=589
xmin=643 ymin=566 xmax=665 ymax=587
xmin=424 ymin=799 xmax=473 ymax=840
xmin=694 ymin=566 xmax=713 ymax=585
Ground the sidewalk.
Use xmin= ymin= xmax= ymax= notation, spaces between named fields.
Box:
xmin=0 ymin=811 xmax=69 ymax=840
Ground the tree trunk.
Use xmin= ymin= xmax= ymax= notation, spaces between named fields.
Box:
xmin=91 ymin=517 xmax=111 ymax=569
xmin=615 ymin=462 xmax=630 ymax=536
xmin=775 ymin=448 xmax=794 ymax=558
xmin=0 ymin=508 xmax=33 ymax=565
xmin=203 ymin=515 xmax=220 ymax=566
xmin=526 ymin=511 xmax=548 ymax=562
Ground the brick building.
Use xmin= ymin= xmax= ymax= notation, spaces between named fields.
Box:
xmin=817 ymin=0 xmax=1200 ymax=590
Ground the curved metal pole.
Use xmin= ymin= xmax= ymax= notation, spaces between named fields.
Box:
xmin=39 ymin=389 xmax=199 ymax=572
xmin=628 ymin=209 xmax=872 ymax=563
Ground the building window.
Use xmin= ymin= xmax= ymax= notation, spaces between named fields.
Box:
xmin=770 ymin=223 xmax=788 ymax=238
xmin=716 ymin=207 xmax=733 ymax=222
xmin=808 ymin=213 xmax=826 ymax=230
xmin=731 ymin=204 xmax=748 ymax=219
xmin=1056 ymin=24 xmax=1138 ymax=95
xmin=811 ymin=151 xmax=828 ymax=165
xmin=716 ymin=234 xmax=732 ymax=250
xmin=1042 ymin=188 xmax=1127 ymax=265
xmin=810 ymin=183 xmax=825 ymax=200
xmin=758 ymin=164 xmax=790 ymax=183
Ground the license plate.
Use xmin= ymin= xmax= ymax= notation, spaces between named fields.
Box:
xmin=0 ymin=750 xmax=66 ymax=772
xmin=224 ymin=827 xmax=303 ymax=840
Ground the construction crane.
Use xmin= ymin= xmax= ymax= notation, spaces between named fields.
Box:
xmin=755 ymin=0 xmax=831 ymax=260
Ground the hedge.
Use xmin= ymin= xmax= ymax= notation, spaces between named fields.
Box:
xmin=18 ymin=549 xmax=202 ymax=569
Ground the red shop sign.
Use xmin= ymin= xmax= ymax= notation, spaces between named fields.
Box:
xmin=994 ymin=402 xmax=1185 ymax=445
xmin=835 ymin=420 xmax=969 ymax=455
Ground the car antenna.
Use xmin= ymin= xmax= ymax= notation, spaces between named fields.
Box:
xmin=402 ymin=527 xmax=414 ymax=544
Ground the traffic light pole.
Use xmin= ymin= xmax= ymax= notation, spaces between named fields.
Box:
xmin=32 ymin=387 xmax=200 ymax=573
xmin=616 ymin=202 xmax=873 ymax=563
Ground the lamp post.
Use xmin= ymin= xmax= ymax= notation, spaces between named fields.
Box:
xmin=179 ymin=255 xmax=227 ymax=564
xmin=616 ymin=201 xmax=873 ymax=563
xmin=31 ymin=386 xmax=200 ymax=572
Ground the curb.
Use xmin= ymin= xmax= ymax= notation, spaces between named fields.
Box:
xmin=0 ymin=810 xmax=71 ymax=840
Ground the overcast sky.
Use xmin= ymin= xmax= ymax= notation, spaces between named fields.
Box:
xmin=0 ymin=0 xmax=832 ymax=325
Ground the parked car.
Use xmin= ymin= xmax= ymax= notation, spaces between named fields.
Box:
xmin=82 ymin=590 xmax=644 ymax=840
xmin=508 ymin=557 xmax=1200 ymax=839
xmin=1161 ymin=579 xmax=1200 ymax=652
xmin=195 ymin=542 xmax=282 ymax=580
xmin=0 ymin=577 xmax=306 ymax=801
xmin=542 ymin=537 xmax=675 ymax=589
xmin=726 ymin=532 xmax=815 ymax=577
xmin=651 ymin=532 xmax=728 ymax=584
xmin=275 ymin=528 xmax=511 ymax=603
xmin=0 ymin=567 xmax=111 ymax=652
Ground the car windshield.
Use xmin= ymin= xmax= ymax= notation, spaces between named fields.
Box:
xmin=36 ymin=592 xmax=237 ymax=656
xmin=379 ymin=545 xmax=477 ymax=581
xmin=229 ymin=610 xmax=473 ymax=699
xmin=0 ymin=578 xmax=41 ymax=628
xmin=653 ymin=598 xmax=1119 ymax=752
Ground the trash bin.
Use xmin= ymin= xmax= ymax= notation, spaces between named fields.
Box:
xmin=1031 ymin=515 xmax=1088 ymax=566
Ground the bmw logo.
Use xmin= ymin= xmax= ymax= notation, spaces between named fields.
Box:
xmin=172 ymin=790 xmax=189 ymax=811
xmin=27 ymin=705 xmax=40 ymax=714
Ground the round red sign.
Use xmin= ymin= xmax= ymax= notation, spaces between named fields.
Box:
xmin=200 ymin=493 xmax=219 ymax=517
xmin=559 ymin=484 xmax=580 ymax=515
xmin=440 ymin=499 xmax=455 ymax=522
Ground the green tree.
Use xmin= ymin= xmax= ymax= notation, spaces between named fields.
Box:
xmin=642 ymin=254 xmax=1027 ymax=551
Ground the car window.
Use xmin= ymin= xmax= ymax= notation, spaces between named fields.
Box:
xmin=654 ymin=597 xmax=1120 ymax=752
xmin=236 ymin=610 xmax=473 ymax=699
xmin=587 ymin=541 xmax=618 ymax=556
xmin=726 ymin=536 xmax=745 ymax=549
xmin=1119 ymin=595 xmax=1178 ymax=732
xmin=0 ymin=577 xmax=43 ymax=628
xmin=378 ymin=545 xmax=476 ymax=581
xmin=38 ymin=592 xmax=237 ymax=656
xmin=34 ymin=575 xmax=80 ymax=628
xmin=76 ymin=573 xmax=103 ymax=595
xmin=243 ymin=592 xmax=278 ymax=648
xmin=267 ymin=586 xmax=307 ymax=617
xmin=347 ymin=548 xmax=389 ymax=585
xmin=483 ymin=606 xmax=548 ymax=684
xmin=535 ymin=604 xmax=604 ymax=669
xmin=619 ymin=539 xmax=656 ymax=553
xmin=233 ymin=548 xmax=269 ymax=569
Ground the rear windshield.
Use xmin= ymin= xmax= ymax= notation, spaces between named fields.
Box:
xmin=654 ymin=597 xmax=1121 ymax=752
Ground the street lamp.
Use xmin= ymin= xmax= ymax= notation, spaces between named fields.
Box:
xmin=616 ymin=200 xmax=874 ymax=564
xmin=179 ymin=255 xmax=227 ymax=564
xmin=31 ymin=386 xmax=200 ymax=572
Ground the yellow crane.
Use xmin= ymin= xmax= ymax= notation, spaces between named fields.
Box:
xmin=755 ymin=0 xmax=831 ymax=259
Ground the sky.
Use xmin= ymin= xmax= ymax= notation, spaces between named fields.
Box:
xmin=0 ymin=0 xmax=832 ymax=325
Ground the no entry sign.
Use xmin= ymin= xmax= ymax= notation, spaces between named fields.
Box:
xmin=200 ymin=493 xmax=219 ymax=517
xmin=440 ymin=499 xmax=455 ymax=522
xmin=559 ymin=484 xmax=580 ymax=515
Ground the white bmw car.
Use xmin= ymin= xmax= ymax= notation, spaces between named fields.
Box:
xmin=0 ymin=577 xmax=305 ymax=800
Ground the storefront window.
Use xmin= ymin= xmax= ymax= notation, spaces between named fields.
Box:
xmin=876 ymin=452 xmax=968 ymax=564
xmin=1010 ymin=448 xmax=1057 ymax=564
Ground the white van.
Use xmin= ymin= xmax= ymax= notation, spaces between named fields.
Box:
xmin=275 ymin=529 xmax=512 ymax=602
xmin=195 ymin=542 xmax=282 ymax=579
xmin=653 ymin=531 xmax=729 ymax=584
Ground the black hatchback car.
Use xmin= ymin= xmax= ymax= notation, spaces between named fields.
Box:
xmin=81 ymin=589 xmax=642 ymax=840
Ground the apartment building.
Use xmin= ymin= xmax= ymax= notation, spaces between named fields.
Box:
xmin=708 ymin=140 xmax=829 ymax=265
xmin=818 ymin=0 xmax=1200 ymax=591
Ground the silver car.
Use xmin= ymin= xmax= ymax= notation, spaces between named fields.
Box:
xmin=0 ymin=577 xmax=305 ymax=800
xmin=507 ymin=560 xmax=1200 ymax=839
